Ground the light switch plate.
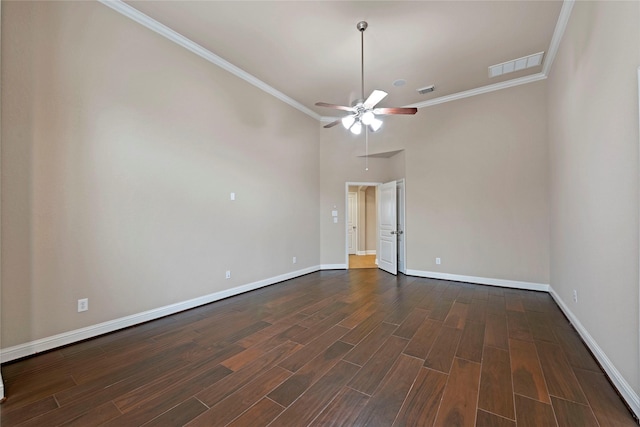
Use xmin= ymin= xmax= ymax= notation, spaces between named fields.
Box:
xmin=332 ymin=210 xmax=338 ymax=217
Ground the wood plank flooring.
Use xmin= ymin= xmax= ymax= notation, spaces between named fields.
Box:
xmin=348 ymin=254 xmax=377 ymax=269
xmin=0 ymin=269 xmax=637 ymax=426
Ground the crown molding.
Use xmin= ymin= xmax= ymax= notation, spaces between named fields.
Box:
xmin=404 ymin=72 xmax=548 ymax=110
xmin=99 ymin=0 xmax=573 ymax=124
xmin=321 ymin=0 xmax=573 ymax=121
xmin=542 ymin=0 xmax=575 ymax=77
xmin=321 ymin=72 xmax=548 ymax=122
xmin=403 ymin=0 xmax=573 ymax=112
xmin=98 ymin=0 xmax=322 ymax=121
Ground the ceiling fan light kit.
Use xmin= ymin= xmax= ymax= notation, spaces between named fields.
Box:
xmin=315 ymin=21 xmax=417 ymax=133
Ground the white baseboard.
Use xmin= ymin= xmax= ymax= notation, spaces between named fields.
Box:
xmin=355 ymin=250 xmax=377 ymax=256
xmin=0 ymin=265 xmax=321 ymax=363
xmin=549 ymin=286 xmax=640 ymax=419
xmin=320 ymin=264 xmax=347 ymax=270
xmin=405 ymin=269 xmax=549 ymax=292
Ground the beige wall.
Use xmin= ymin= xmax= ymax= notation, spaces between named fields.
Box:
xmin=4 ymin=4 xmax=636 ymax=408
xmin=1 ymin=1 xmax=320 ymax=347
xmin=365 ymin=186 xmax=376 ymax=252
xmin=388 ymin=150 xmax=406 ymax=182
xmin=347 ymin=185 xmax=364 ymax=253
xmin=321 ymin=82 xmax=550 ymax=284
xmin=348 ymin=185 xmax=377 ymax=254
xmin=547 ymin=0 xmax=639 ymax=395
xmin=319 ymin=131 xmax=395 ymax=266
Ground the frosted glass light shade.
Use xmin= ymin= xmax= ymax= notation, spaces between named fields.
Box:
xmin=370 ymin=118 xmax=383 ymax=132
xmin=342 ymin=116 xmax=355 ymax=129
xmin=361 ymin=111 xmax=375 ymax=125
xmin=350 ymin=121 xmax=362 ymax=135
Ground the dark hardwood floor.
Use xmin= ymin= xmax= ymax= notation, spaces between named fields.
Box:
xmin=0 ymin=269 xmax=636 ymax=426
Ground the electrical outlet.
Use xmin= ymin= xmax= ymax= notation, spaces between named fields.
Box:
xmin=293 ymin=256 xmax=297 ymax=264
xmin=77 ymin=298 xmax=88 ymax=312
xmin=436 ymin=257 xmax=441 ymax=265
xmin=572 ymin=290 xmax=578 ymax=303
xmin=225 ymin=270 xmax=231 ymax=279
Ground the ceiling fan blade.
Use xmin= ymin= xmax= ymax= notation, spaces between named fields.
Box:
xmin=363 ymin=90 xmax=388 ymax=109
xmin=323 ymin=118 xmax=343 ymax=128
xmin=373 ymin=107 xmax=418 ymax=115
xmin=315 ymin=102 xmax=355 ymax=112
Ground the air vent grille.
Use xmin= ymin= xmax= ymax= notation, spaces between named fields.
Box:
xmin=489 ymin=52 xmax=544 ymax=78
xmin=417 ymin=85 xmax=435 ymax=95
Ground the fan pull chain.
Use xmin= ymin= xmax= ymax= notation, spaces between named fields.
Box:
xmin=365 ymin=127 xmax=369 ymax=171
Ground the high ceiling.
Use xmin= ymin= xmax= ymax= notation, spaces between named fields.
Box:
xmin=124 ymin=1 xmax=564 ymax=119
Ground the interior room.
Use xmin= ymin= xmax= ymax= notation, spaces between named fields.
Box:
xmin=347 ymin=184 xmax=377 ymax=269
xmin=1 ymin=0 xmax=639 ymax=425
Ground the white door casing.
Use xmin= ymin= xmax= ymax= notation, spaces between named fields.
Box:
xmin=348 ymin=192 xmax=357 ymax=255
xmin=378 ymin=181 xmax=397 ymax=275
xmin=397 ymin=179 xmax=406 ymax=274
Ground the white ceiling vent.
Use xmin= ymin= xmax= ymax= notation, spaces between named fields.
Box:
xmin=489 ymin=52 xmax=544 ymax=78
xmin=417 ymin=85 xmax=435 ymax=95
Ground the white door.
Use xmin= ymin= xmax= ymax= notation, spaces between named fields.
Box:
xmin=397 ymin=180 xmax=406 ymax=274
xmin=348 ymin=192 xmax=357 ymax=255
xmin=378 ymin=181 xmax=397 ymax=275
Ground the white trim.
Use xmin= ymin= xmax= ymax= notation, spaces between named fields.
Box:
xmin=0 ymin=0 xmax=5 ymax=402
xmin=321 ymin=73 xmax=547 ymax=122
xmin=542 ymin=0 xmax=575 ymax=76
xmin=637 ymin=66 xmax=640 ymax=422
xmin=348 ymin=191 xmax=359 ymax=257
xmin=320 ymin=264 xmax=347 ymax=270
xmin=330 ymin=0 xmax=574 ymax=116
xmin=101 ymin=0 xmax=574 ymax=123
xmin=397 ymin=179 xmax=407 ymax=275
xmin=97 ymin=0 xmax=321 ymax=121
xmin=549 ymin=286 xmax=640 ymax=419
xmin=404 ymin=73 xmax=547 ymax=110
xmin=405 ymin=269 xmax=549 ymax=292
xmin=0 ymin=266 xmax=320 ymax=363
xmin=355 ymin=250 xmax=377 ymax=256
xmin=345 ymin=182 xmax=383 ymax=269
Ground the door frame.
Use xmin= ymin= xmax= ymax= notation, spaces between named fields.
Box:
xmin=397 ymin=179 xmax=407 ymax=274
xmin=347 ymin=191 xmax=358 ymax=255
xmin=344 ymin=181 xmax=406 ymax=271
xmin=345 ymin=182 xmax=381 ymax=269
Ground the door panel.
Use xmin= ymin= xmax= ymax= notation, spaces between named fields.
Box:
xmin=378 ymin=181 xmax=397 ymax=275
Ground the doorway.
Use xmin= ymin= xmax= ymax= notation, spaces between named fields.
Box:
xmin=346 ymin=183 xmax=379 ymax=269
xmin=345 ymin=181 xmax=406 ymax=272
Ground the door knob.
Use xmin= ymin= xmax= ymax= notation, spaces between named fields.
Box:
xmin=398 ymin=230 xmax=404 ymax=235
xmin=390 ymin=231 xmax=397 ymax=235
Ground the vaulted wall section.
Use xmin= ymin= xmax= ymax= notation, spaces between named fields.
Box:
xmin=1 ymin=1 xmax=320 ymax=348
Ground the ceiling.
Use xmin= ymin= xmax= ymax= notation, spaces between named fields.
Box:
xmin=122 ymin=1 xmax=565 ymax=120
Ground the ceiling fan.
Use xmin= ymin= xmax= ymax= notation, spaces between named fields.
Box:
xmin=316 ymin=21 xmax=417 ymax=134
